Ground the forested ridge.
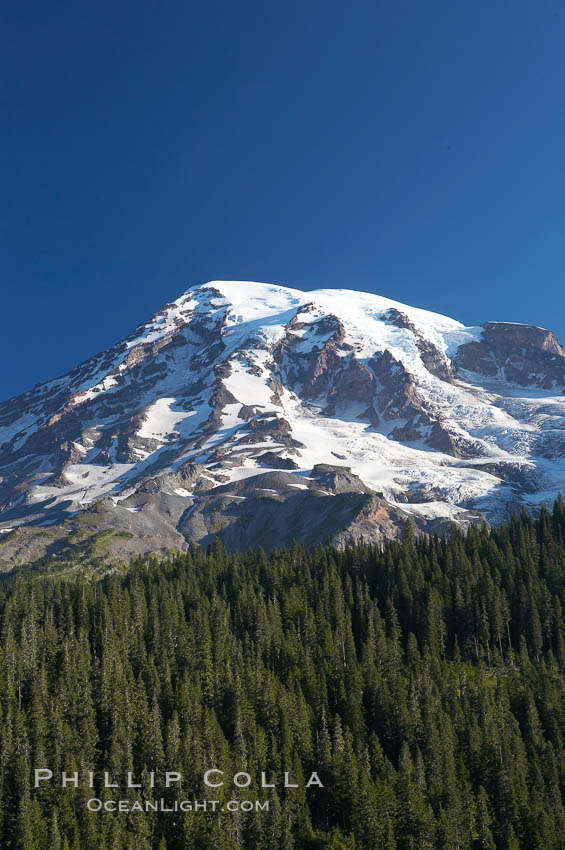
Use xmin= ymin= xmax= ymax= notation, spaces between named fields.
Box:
xmin=2 ymin=501 xmax=565 ymax=848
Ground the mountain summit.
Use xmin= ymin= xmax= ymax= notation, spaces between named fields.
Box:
xmin=1 ymin=280 xmax=564 ymax=567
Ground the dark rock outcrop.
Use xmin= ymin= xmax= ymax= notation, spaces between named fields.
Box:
xmin=455 ymin=322 xmax=565 ymax=390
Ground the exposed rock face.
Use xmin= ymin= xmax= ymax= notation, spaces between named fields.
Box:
xmin=455 ymin=322 xmax=565 ymax=390
xmin=309 ymin=464 xmax=373 ymax=494
xmin=0 ymin=280 xmax=564 ymax=569
xmin=258 ymin=451 xmax=299 ymax=470
xmin=370 ymin=351 xmax=426 ymax=421
xmin=383 ymin=308 xmax=454 ymax=382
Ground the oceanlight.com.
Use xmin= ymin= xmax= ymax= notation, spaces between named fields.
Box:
xmin=86 ymin=799 xmax=270 ymax=814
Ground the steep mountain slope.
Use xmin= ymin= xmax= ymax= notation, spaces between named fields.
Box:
xmin=1 ymin=281 xmax=564 ymax=567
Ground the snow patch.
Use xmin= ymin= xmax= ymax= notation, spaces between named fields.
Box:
xmin=138 ymin=398 xmax=197 ymax=441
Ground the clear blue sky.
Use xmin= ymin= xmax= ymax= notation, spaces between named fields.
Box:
xmin=2 ymin=0 xmax=565 ymax=400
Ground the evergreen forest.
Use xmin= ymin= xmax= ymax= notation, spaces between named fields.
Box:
xmin=2 ymin=500 xmax=565 ymax=848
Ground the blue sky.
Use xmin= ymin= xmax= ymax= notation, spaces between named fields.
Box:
xmin=2 ymin=0 xmax=565 ymax=400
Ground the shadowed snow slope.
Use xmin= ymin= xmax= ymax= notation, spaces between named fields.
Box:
xmin=0 ymin=280 xmax=564 ymax=567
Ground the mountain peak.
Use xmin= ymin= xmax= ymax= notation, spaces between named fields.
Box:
xmin=0 ymin=280 xmax=564 ymax=567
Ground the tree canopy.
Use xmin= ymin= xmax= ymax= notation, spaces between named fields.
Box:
xmin=2 ymin=498 xmax=565 ymax=848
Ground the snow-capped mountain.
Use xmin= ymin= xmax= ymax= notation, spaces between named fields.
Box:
xmin=1 ymin=280 xmax=564 ymax=567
